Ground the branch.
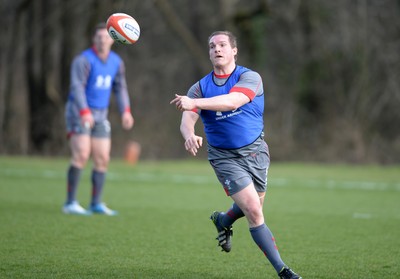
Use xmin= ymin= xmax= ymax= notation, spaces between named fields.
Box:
xmin=154 ymin=0 xmax=210 ymax=74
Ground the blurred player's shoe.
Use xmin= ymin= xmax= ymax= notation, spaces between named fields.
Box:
xmin=62 ymin=201 xmax=91 ymax=215
xmin=210 ymin=211 xmax=233 ymax=252
xmin=278 ymin=267 xmax=302 ymax=279
xmin=89 ymin=203 xmax=118 ymax=216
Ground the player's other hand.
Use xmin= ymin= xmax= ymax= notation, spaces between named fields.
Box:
xmin=81 ymin=113 xmax=94 ymax=129
xmin=184 ymin=134 xmax=203 ymax=156
xmin=122 ymin=112 xmax=134 ymax=130
xmin=170 ymin=94 xmax=196 ymax=111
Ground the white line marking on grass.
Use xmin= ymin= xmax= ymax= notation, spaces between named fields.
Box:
xmin=1 ymin=168 xmax=399 ymax=191
xmin=107 ymin=172 xmax=216 ymax=184
xmin=0 ymin=168 xmax=217 ymax=185
xmin=270 ymin=178 xmax=400 ymax=192
xmin=353 ymin=213 xmax=372 ymax=219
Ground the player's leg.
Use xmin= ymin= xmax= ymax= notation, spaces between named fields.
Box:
xmin=216 ymin=161 xmax=267 ymax=228
xmin=63 ymin=101 xmax=92 ymax=215
xmin=231 ymin=184 xmax=286 ymax=273
xmin=240 ymin=147 xmax=301 ymax=279
xmin=209 ymin=158 xmax=251 ymax=252
xmin=216 ymin=202 xmax=245 ymax=228
xmin=63 ymin=134 xmax=91 ymax=215
xmin=70 ymin=134 xmax=92 ymax=168
xmin=89 ymin=136 xmax=116 ymax=215
xmin=91 ymin=136 xmax=110 ymax=202
xmin=231 ymin=183 xmax=264 ymax=226
xmin=215 ymin=192 xmax=274 ymax=242
xmin=231 ymin=144 xmax=287 ymax=274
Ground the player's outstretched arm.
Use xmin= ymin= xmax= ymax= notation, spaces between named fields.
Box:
xmin=171 ymin=93 xmax=249 ymax=112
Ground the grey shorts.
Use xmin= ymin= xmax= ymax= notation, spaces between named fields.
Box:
xmin=209 ymin=148 xmax=270 ymax=196
xmin=66 ymin=118 xmax=111 ymax=138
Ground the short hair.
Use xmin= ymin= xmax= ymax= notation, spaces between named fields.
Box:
xmin=208 ymin=31 xmax=237 ymax=48
xmin=208 ymin=31 xmax=238 ymax=60
xmin=92 ymin=23 xmax=107 ymax=37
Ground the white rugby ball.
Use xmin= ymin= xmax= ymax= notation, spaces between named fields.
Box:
xmin=106 ymin=13 xmax=140 ymax=44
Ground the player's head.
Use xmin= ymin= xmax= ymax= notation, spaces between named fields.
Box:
xmin=208 ymin=31 xmax=237 ymax=47
xmin=208 ymin=31 xmax=238 ymax=68
xmin=208 ymin=31 xmax=238 ymax=61
xmin=92 ymin=23 xmax=114 ymax=53
xmin=92 ymin=23 xmax=107 ymax=36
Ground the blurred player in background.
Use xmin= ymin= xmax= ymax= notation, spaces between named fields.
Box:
xmin=170 ymin=31 xmax=301 ymax=279
xmin=63 ymin=23 xmax=134 ymax=216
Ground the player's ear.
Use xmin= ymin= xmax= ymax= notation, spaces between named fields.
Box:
xmin=232 ymin=47 xmax=238 ymax=56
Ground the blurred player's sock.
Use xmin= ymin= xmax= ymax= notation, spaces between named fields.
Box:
xmin=66 ymin=165 xmax=82 ymax=204
xmin=219 ymin=203 xmax=245 ymax=228
xmin=250 ymin=223 xmax=285 ymax=273
xmin=91 ymin=170 xmax=105 ymax=206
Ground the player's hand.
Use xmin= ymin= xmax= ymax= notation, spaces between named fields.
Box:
xmin=81 ymin=114 xmax=94 ymax=129
xmin=184 ymin=135 xmax=203 ymax=156
xmin=170 ymin=94 xmax=196 ymax=111
xmin=122 ymin=112 xmax=134 ymax=130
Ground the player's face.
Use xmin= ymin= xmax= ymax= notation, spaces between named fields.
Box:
xmin=209 ymin=34 xmax=237 ymax=68
xmin=93 ymin=28 xmax=114 ymax=53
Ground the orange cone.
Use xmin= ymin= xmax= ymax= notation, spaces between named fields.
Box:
xmin=124 ymin=141 xmax=141 ymax=165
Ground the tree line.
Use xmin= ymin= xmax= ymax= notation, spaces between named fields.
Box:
xmin=0 ymin=0 xmax=399 ymax=163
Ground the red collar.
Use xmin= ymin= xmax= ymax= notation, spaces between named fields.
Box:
xmin=214 ymin=72 xmax=230 ymax=79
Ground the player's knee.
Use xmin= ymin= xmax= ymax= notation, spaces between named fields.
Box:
xmin=94 ymin=155 xmax=110 ymax=170
xmin=243 ymin=205 xmax=264 ymax=226
xmin=72 ymin=153 xmax=90 ymax=168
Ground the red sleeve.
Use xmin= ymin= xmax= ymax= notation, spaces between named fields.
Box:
xmin=229 ymin=86 xmax=256 ymax=101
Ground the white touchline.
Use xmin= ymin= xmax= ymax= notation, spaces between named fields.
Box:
xmin=1 ymin=168 xmax=399 ymax=191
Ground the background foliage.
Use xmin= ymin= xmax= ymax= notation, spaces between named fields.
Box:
xmin=1 ymin=0 xmax=399 ymax=163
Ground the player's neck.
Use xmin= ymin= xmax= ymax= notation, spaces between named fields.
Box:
xmin=213 ymin=63 xmax=236 ymax=76
xmin=92 ymin=46 xmax=110 ymax=61
xmin=97 ymin=51 xmax=110 ymax=61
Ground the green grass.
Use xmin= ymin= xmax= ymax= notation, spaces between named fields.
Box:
xmin=0 ymin=156 xmax=399 ymax=278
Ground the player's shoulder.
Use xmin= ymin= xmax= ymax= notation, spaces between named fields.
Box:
xmin=108 ymin=51 xmax=124 ymax=67
xmin=240 ymin=69 xmax=262 ymax=81
xmin=236 ymin=65 xmax=259 ymax=77
xmin=80 ymin=48 xmax=95 ymax=58
xmin=74 ymin=48 xmax=96 ymax=65
xmin=188 ymin=81 xmax=201 ymax=98
xmin=109 ymin=50 xmax=122 ymax=60
xmin=72 ymin=52 xmax=90 ymax=69
xmin=188 ymin=81 xmax=200 ymax=90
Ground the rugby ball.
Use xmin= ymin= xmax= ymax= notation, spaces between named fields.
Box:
xmin=106 ymin=13 xmax=140 ymax=44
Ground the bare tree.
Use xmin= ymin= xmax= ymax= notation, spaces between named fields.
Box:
xmin=0 ymin=0 xmax=399 ymax=162
xmin=154 ymin=0 xmax=210 ymax=74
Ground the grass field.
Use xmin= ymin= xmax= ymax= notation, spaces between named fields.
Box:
xmin=0 ymin=156 xmax=399 ymax=279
